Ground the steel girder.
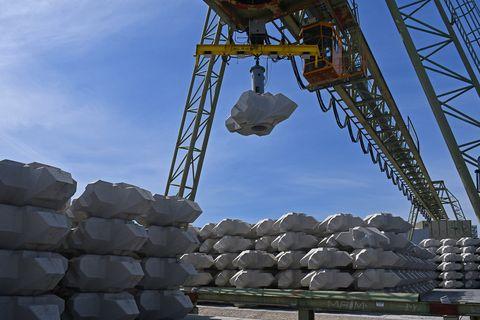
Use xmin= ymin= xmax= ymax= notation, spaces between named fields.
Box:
xmin=165 ymin=9 xmax=230 ymax=200
xmin=386 ymin=0 xmax=480 ymax=220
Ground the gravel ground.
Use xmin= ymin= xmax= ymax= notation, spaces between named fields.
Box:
xmin=185 ymin=305 xmax=443 ymax=320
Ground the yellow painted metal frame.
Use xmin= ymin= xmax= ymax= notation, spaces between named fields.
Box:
xmin=196 ymin=44 xmax=321 ymax=59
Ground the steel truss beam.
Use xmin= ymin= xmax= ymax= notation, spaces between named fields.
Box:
xmin=386 ymin=0 xmax=480 ymax=220
xmin=301 ymin=0 xmax=447 ymax=220
xmin=433 ymin=180 xmax=467 ymax=220
xmin=165 ymin=9 xmax=230 ymax=200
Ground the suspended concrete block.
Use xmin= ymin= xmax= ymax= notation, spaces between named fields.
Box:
xmin=232 ymin=250 xmax=276 ymax=269
xmin=138 ymin=258 xmax=196 ymax=290
xmin=351 ymin=248 xmax=401 ymax=269
xmin=66 ymin=292 xmax=139 ymax=320
xmin=315 ymin=213 xmax=364 ymax=236
xmin=251 ymin=218 xmax=277 ymax=237
xmin=142 ymin=226 xmax=199 ymax=258
xmin=137 ymin=195 xmax=201 ymax=227
xmin=230 ymin=270 xmax=275 ymax=288
xmin=335 ymin=227 xmax=390 ymax=249
xmin=276 ymin=270 xmax=307 ymax=289
xmin=214 ymin=253 xmax=238 ymax=270
xmin=255 ymin=235 xmax=276 ymax=252
xmin=353 ymin=269 xmax=402 ymax=290
xmin=183 ymin=271 xmax=213 ymax=287
xmin=0 ymin=295 xmax=64 ymax=320
xmin=276 ymin=251 xmax=305 ymax=270
xmin=225 ymin=90 xmax=297 ymax=137
xmin=63 ymin=255 xmax=143 ymax=292
xmin=135 ymin=290 xmax=192 ymax=320
xmin=364 ymin=213 xmax=411 ymax=233
xmin=66 ymin=217 xmax=147 ymax=255
xmin=71 ymin=180 xmax=153 ymax=221
xmin=179 ymin=253 xmax=214 ymax=270
xmin=199 ymin=239 xmax=217 ymax=254
xmin=0 ymin=160 xmax=76 ymax=210
xmin=198 ymin=223 xmax=216 ymax=240
xmin=0 ymin=249 xmax=67 ymax=295
xmin=301 ymin=270 xmax=354 ymax=290
xmin=213 ymin=236 xmax=254 ymax=253
xmin=0 ymin=204 xmax=70 ymax=251
xmin=214 ymin=270 xmax=237 ymax=287
xmin=272 ymin=232 xmax=318 ymax=252
xmin=212 ymin=219 xmax=253 ymax=238
xmin=300 ymin=248 xmax=352 ymax=269
xmin=273 ymin=212 xmax=317 ymax=233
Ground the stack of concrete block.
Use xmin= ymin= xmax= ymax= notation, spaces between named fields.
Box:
xmin=307 ymin=213 xmax=437 ymax=293
xmin=0 ymin=160 xmax=77 ymax=320
xmin=137 ymin=194 xmax=202 ymax=319
xmin=420 ymin=237 xmax=480 ymax=289
xmin=62 ymin=180 xmax=152 ymax=319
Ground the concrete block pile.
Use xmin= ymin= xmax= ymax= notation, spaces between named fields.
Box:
xmin=137 ymin=194 xmax=202 ymax=320
xmin=419 ymin=237 xmax=480 ymax=289
xmin=190 ymin=212 xmax=437 ymax=293
xmin=0 ymin=160 xmax=76 ymax=320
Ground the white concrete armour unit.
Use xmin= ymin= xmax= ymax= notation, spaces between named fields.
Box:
xmin=198 ymin=223 xmax=216 ymax=240
xmin=142 ymin=226 xmax=199 ymax=257
xmin=199 ymin=238 xmax=217 ymax=253
xmin=135 ymin=290 xmax=193 ymax=320
xmin=214 ymin=270 xmax=237 ymax=286
xmin=353 ymin=269 xmax=401 ymax=290
xmin=0 ymin=160 xmax=76 ymax=210
xmin=0 ymin=204 xmax=70 ymax=250
xmin=137 ymin=258 xmax=196 ymax=289
xmin=214 ymin=253 xmax=238 ymax=270
xmin=335 ymin=227 xmax=390 ymax=249
xmin=276 ymin=251 xmax=305 ymax=270
xmin=213 ymin=236 xmax=254 ymax=253
xmin=66 ymin=292 xmax=139 ymax=320
xmin=66 ymin=217 xmax=147 ymax=255
xmin=212 ymin=219 xmax=253 ymax=237
xmin=351 ymin=248 xmax=401 ymax=269
xmin=273 ymin=212 xmax=317 ymax=233
xmin=457 ymin=237 xmax=480 ymax=247
xmin=302 ymin=270 xmax=354 ymax=290
xmin=300 ymin=248 xmax=352 ymax=269
xmin=137 ymin=194 xmax=201 ymax=227
xmin=232 ymin=250 xmax=276 ymax=269
xmin=179 ymin=253 xmax=214 ymax=269
xmin=272 ymin=232 xmax=318 ymax=251
xmin=63 ymin=255 xmax=144 ymax=292
xmin=255 ymin=235 xmax=277 ymax=252
xmin=364 ymin=213 xmax=412 ymax=233
xmin=230 ymin=270 xmax=275 ymax=288
xmin=183 ymin=272 xmax=214 ymax=286
xmin=251 ymin=218 xmax=277 ymax=236
xmin=276 ymin=270 xmax=307 ymax=289
xmin=419 ymin=239 xmax=441 ymax=248
xmin=0 ymin=295 xmax=64 ymax=320
xmin=225 ymin=90 xmax=297 ymax=137
xmin=0 ymin=250 xmax=67 ymax=295
xmin=315 ymin=213 xmax=364 ymax=235
xmin=71 ymin=180 xmax=153 ymax=221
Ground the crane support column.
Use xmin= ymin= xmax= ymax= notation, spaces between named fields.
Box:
xmin=385 ymin=0 xmax=480 ymax=219
xmin=165 ymin=9 xmax=230 ymax=200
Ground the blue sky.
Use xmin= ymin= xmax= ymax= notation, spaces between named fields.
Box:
xmin=0 ymin=1 xmax=477 ymax=226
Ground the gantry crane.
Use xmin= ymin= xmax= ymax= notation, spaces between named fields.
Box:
xmin=165 ymin=0 xmax=474 ymax=223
